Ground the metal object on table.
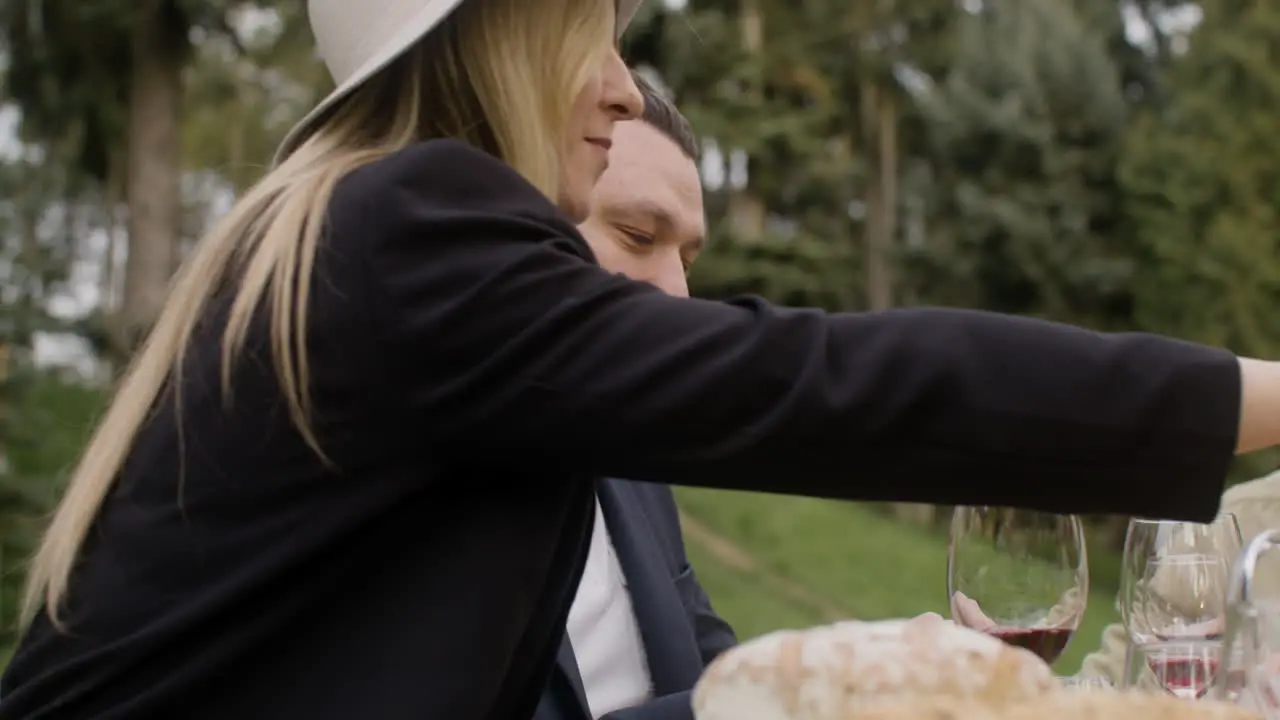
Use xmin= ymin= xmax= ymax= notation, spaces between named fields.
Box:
xmin=1216 ymin=529 xmax=1280 ymax=712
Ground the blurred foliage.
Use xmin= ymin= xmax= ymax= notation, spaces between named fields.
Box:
xmin=910 ymin=0 xmax=1133 ymax=327
xmin=1123 ymin=1 xmax=1280 ymax=358
xmin=0 ymin=376 xmax=103 ymax=654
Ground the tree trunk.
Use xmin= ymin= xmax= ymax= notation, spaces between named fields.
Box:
xmin=100 ymin=152 xmax=125 ymax=320
xmin=121 ymin=0 xmax=185 ymax=355
xmin=96 ymin=151 xmax=128 ymax=373
xmin=861 ymin=80 xmax=895 ymax=312
xmin=728 ymin=0 xmax=766 ymax=241
xmin=878 ymin=89 xmax=898 ymax=304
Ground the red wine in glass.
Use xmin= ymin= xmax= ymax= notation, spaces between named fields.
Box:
xmin=1147 ymin=653 xmax=1216 ymax=699
xmin=988 ymin=626 xmax=1074 ymax=664
xmin=1139 ymin=641 xmax=1222 ymax=700
xmin=948 ymin=507 xmax=1088 ymax=667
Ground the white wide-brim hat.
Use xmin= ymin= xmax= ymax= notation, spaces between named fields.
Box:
xmin=273 ymin=0 xmax=646 ymax=165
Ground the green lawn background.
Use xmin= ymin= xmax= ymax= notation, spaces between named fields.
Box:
xmin=675 ymin=487 xmax=1122 ymax=674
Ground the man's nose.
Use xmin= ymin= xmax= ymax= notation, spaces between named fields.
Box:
xmin=653 ymin=257 xmax=689 ymax=298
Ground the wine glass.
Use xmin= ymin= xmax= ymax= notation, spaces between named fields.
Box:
xmin=1120 ymin=514 xmax=1242 ymax=699
xmin=948 ymin=507 xmax=1088 ymax=665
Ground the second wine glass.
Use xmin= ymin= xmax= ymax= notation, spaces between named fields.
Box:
xmin=947 ymin=506 xmax=1088 ymax=666
xmin=1120 ymin=514 xmax=1243 ymax=700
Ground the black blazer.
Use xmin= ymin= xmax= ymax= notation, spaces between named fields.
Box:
xmin=0 ymin=140 xmax=1240 ymax=720
xmin=534 ymin=479 xmax=737 ymax=720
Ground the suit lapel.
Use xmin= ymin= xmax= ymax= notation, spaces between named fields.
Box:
xmin=597 ymin=480 xmax=705 ymax=695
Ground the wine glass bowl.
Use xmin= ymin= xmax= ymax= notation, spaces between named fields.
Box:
xmin=947 ymin=507 xmax=1088 ymax=665
xmin=1138 ymin=640 xmax=1221 ymax=700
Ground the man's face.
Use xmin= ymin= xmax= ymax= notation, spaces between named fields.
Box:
xmin=578 ymin=120 xmax=705 ymax=297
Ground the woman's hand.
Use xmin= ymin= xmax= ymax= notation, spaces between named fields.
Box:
xmin=950 ymin=592 xmax=998 ymax=632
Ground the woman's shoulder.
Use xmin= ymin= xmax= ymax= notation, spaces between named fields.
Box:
xmin=330 ymin=139 xmax=576 ymax=238
xmin=1223 ymin=469 xmax=1280 ymax=505
xmin=312 ymin=139 xmax=599 ymax=362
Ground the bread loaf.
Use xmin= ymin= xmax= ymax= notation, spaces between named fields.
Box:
xmin=691 ymin=615 xmax=1057 ymax=720
xmin=851 ymin=691 xmax=1261 ymax=720
xmin=1003 ymin=692 xmax=1259 ymax=720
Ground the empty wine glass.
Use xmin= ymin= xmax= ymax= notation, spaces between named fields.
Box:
xmin=948 ymin=506 xmax=1088 ymax=665
xmin=1121 ymin=514 xmax=1242 ymax=699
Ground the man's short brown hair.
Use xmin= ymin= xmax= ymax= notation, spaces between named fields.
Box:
xmin=632 ymin=71 xmax=698 ymax=160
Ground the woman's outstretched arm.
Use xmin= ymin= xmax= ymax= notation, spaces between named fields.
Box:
xmin=336 ymin=139 xmax=1251 ymax=522
xmin=1237 ymin=358 xmax=1280 ymax=454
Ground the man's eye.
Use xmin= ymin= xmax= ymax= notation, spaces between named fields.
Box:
xmin=621 ymin=230 xmax=655 ymax=248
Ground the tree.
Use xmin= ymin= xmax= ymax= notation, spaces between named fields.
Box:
xmin=626 ymin=0 xmax=865 ymax=308
xmin=183 ymin=0 xmax=325 ymax=194
xmin=912 ymin=0 xmax=1133 ymax=329
xmin=0 ymin=139 xmax=90 ymax=652
xmin=1 ymin=0 xmax=283 ymax=358
xmin=1124 ymin=0 xmax=1280 ymax=357
xmin=626 ymin=0 xmax=959 ymax=314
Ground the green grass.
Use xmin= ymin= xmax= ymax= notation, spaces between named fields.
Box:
xmin=684 ymin=538 xmax=833 ymax=633
xmin=675 ymin=487 xmax=1122 ymax=674
xmin=9 ymin=371 xmax=106 ymax=483
xmin=0 ymin=372 xmax=107 ymax=662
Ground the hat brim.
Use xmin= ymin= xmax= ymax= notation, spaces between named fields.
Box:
xmin=272 ymin=0 xmax=645 ymax=166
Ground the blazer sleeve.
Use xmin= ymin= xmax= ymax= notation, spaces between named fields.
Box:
xmin=339 ymin=139 xmax=1240 ymax=521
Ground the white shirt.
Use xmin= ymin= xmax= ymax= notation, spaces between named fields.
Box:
xmin=565 ymin=497 xmax=654 ymax=718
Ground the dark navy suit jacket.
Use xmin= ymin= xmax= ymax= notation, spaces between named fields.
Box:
xmin=533 ymin=479 xmax=738 ymax=720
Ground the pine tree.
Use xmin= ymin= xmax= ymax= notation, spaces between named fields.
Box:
xmin=912 ymin=0 xmax=1132 ymax=327
xmin=1123 ymin=0 xmax=1280 ymax=358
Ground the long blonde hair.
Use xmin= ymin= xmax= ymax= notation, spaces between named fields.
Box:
xmin=23 ymin=0 xmax=614 ymax=627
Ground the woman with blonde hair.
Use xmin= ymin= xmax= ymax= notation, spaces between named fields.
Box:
xmin=2 ymin=0 xmax=1279 ymax=717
